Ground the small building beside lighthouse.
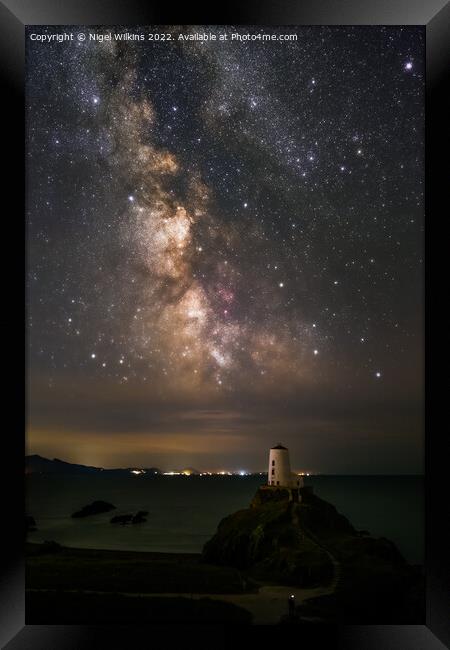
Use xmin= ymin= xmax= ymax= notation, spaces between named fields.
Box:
xmin=268 ymin=444 xmax=303 ymax=489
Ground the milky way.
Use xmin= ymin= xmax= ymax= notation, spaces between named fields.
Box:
xmin=26 ymin=26 xmax=424 ymax=472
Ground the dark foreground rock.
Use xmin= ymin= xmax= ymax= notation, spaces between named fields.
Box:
xmin=71 ymin=501 xmax=116 ymax=518
xmin=26 ymin=591 xmax=252 ymax=624
xmin=26 ymin=543 xmax=253 ymax=595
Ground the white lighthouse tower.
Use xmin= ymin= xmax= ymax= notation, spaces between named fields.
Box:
xmin=268 ymin=444 xmax=303 ymax=488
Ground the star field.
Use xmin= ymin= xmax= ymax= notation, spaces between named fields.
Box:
xmin=26 ymin=26 xmax=424 ymax=472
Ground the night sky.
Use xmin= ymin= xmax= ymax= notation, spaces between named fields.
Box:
xmin=26 ymin=26 xmax=424 ymax=473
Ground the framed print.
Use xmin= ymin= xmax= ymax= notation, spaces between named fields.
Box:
xmin=1 ymin=0 xmax=448 ymax=647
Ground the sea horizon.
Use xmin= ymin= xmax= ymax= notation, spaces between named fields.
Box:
xmin=25 ymin=453 xmax=424 ymax=476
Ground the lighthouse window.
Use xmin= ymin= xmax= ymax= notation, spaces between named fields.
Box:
xmin=272 ymin=460 xmax=275 ymax=466
xmin=271 ymin=468 xmax=275 ymax=476
xmin=277 ymin=481 xmax=280 ymax=485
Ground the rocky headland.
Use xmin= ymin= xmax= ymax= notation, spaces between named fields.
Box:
xmin=202 ymin=485 xmax=424 ymax=622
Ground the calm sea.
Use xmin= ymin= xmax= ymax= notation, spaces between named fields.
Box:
xmin=26 ymin=474 xmax=424 ymax=565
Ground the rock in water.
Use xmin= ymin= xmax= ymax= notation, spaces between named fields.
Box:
xmin=110 ymin=514 xmax=133 ymax=525
xmin=132 ymin=511 xmax=148 ymax=524
xmin=71 ymin=501 xmax=116 ymax=518
xmin=110 ymin=511 xmax=148 ymax=525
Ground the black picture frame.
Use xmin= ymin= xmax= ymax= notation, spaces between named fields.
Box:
xmin=1 ymin=0 xmax=448 ymax=646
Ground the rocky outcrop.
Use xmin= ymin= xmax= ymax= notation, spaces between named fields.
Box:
xmin=71 ymin=501 xmax=116 ymax=518
xmin=110 ymin=510 xmax=149 ymax=525
xmin=203 ymin=487 xmax=335 ymax=586
xmin=110 ymin=514 xmax=133 ymax=525
xmin=132 ymin=510 xmax=148 ymax=524
xmin=202 ymin=486 xmax=411 ymax=592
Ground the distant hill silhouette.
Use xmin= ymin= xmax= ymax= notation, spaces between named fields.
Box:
xmin=25 ymin=455 xmax=160 ymax=475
